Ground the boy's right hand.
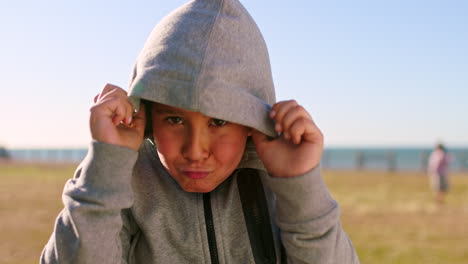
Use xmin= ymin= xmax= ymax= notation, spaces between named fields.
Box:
xmin=90 ymin=84 xmax=146 ymax=151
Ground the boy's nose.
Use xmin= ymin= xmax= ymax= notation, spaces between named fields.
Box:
xmin=182 ymin=128 xmax=209 ymax=161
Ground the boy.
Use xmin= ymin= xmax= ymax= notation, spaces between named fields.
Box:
xmin=41 ymin=0 xmax=359 ymax=263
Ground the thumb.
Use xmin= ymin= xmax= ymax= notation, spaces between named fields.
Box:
xmin=133 ymin=103 xmax=146 ymax=123
xmin=251 ymin=130 xmax=270 ymax=151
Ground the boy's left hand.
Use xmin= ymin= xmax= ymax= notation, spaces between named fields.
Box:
xmin=251 ymin=100 xmax=323 ymax=178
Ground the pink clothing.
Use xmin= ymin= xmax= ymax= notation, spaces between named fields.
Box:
xmin=428 ymin=149 xmax=452 ymax=192
xmin=428 ymin=149 xmax=452 ymax=175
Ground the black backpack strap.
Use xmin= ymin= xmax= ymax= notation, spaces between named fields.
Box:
xmin=237 ymin=168 xmax=287 ymax=264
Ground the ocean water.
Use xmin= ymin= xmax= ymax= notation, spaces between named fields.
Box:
xmin=5 ymin=147 xmax=468 ymax=171
xmin=322 ymin=147 xmax=468 ymax=171
xmin=7 ymin=148 xmax=88 ymax=163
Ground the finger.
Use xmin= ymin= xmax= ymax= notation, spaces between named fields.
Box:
xmin=118 ymin=96 xmax=136 ymax=126
xmin=289 ymin=118 xmax=323 ymax=145
xmin=303 ymin=120 xmax=323 ymax=144
xmin=288 ymin=118 xmax=309 ymax=144
xmin=110 ymin=98 xmax=130 ymax=126
xmin=124 ymin=97 xmax=135 ymax=124
xmin=129 ymin=103 xmax=147 ymax=130
xmin=270 ymin=100 xmax=296 ymax=118
xmin=99 ymin=85 xmax=128 ymax=102
xmin=98 ymin=83 xmax=119 ymax=101
xmin=98 ymin=88 xmax=133 ymax=125
xmin=92 ymin=95 xmax=132 ymax=126
xmin=251 ymin=129 xmax=270 ymax=152
xmin=97 ymin=83 xmax=126 ymax=102
xmin=94 ymin=94 xmax=99 ymax=103
xmin=270 ymin=100 xmax=299 ymax=133
xmin=280 ymin=105 xmax=311 ymax=139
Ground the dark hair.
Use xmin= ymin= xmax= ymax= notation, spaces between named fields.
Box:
xmin=436 ymin=143 xmax=446 ymax=152
xmin=142 ymin=100 xmax=153 ymax=138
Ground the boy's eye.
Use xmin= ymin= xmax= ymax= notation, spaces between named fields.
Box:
xmin=210 ymin=119 xmax=228 ymax=127
xmin=165 ymin=116 xmax=184 ymax=125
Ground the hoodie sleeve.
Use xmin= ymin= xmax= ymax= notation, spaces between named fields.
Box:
xmin=261 ymin=165 xmax=360 ymax=264
xmin=40 ymin=141 xmax=139 ymax=264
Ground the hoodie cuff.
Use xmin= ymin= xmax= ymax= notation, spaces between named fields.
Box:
xmin=72 ymin=141 xmax=139 ymax=196
xmin=260 ymin=165 xmax=337 ymax=223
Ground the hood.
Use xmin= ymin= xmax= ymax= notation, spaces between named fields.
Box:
xmin=127 ymin=0 xmax=276 ymax=137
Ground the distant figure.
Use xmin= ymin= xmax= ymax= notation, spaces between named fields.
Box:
xmin=427 ymin=144 xmax=452 ymax=203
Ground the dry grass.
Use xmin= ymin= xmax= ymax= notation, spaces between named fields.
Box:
xmin=1 ymin=163 xmax=467 ymax=263
xmin=324 ymin=170 xmax=468 ymax=264
xmin=0 ymin=163 xmax=74 ymax=264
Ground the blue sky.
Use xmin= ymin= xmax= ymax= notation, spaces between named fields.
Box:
xmin=1 ymin=0 xmax=467 ymax=148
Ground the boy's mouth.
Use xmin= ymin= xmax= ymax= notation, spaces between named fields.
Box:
xmin=182 ymin=170 xmax=211 ymax=179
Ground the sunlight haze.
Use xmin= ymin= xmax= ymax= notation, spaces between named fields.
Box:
xmin=1 ymin=0 xmax=467 ymax=148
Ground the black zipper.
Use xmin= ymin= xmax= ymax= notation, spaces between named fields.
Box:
xmin=237 ymin=168 xmax=279 ymax=264
xmin=203 ymin=193 xmax=219 ymax=264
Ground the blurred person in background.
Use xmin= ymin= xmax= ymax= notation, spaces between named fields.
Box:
xmin=427 ymin=143 xmax=452 ymax=203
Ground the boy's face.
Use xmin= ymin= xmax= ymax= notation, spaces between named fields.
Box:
xmin=151 ymin=103 xmax=251 ymax=193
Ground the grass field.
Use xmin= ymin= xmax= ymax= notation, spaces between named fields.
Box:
xmin=1 ymin=163 xmax=467 ymax=264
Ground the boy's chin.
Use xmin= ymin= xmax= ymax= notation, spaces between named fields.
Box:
xmin=180 ymin=184 xmax=216 ymax=193
xmin=177 ymin=178 xmax=223 ymax=193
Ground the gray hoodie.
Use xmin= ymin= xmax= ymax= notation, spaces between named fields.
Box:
xmin=41 ymin=0 xmax=359 ymax=263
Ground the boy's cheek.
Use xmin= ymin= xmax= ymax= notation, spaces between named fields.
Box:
xmin=155 ymin=139 xmax=178 ymax=156
xmin=153 ymin=132 xmax=180 ymax=155
xmin=212 ymin=139 xmax=247 ymax=164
